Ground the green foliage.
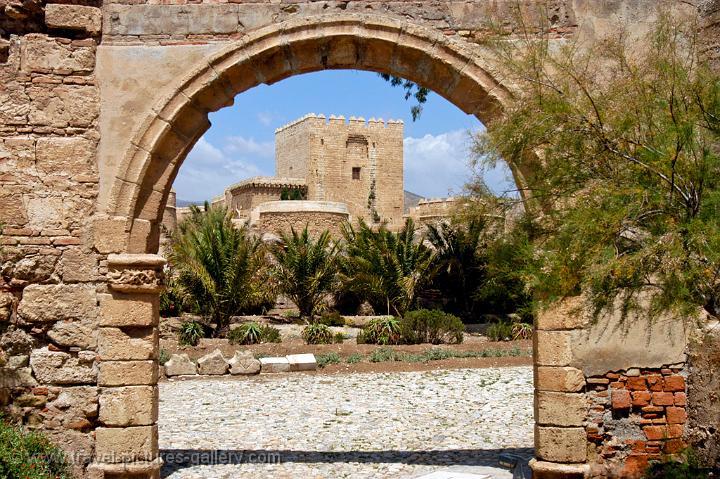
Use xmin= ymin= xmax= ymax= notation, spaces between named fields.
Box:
xmin=301 ymin=323 xmax=335 ymax=345
xmin=228 ymin=322 xmax=282 ymax=345
xmin=346 ymin=353 xmax=363 ymax=364
xmin=318 ymin=311 xmax=346 ymax=327
xmin=271 ymin=227 xmax=339 ymax=319
xmin=0 ymin=416 xmax=73 ymax=479
xmin=357 ymin=316 xmax=402 ymax=345
xmin=474 ymin=14 xmax=720 ymax=321
xmin=368 ymin=347 xmax=398 ymax=363
xmin=159 ymin=349 xmax=170 ymax=366
xmin=486 ymin=320 xmax=513 ymax=342
xmin=333 ymin=332 xmax=346 ymax=343
xmin=280 ymin=188 xmax=305 ymax=201
xmin=178 ymin=320 xmax=204 ymax=346
xmin=316 ymin=352 xmax=341 ymax=368
xmin=366 ymin=346 xmax=529 ymax=363
xmin=511 ymin=320 xmax=533 ymax=340
xmin=644 ymin=449 xmax=712 ymax=479
xmin=341 ymin=218 xmax=437 ymax=316
xmin=378 ymin=74 xmax=430 ymax=121
xmin=159 ymin=270 xmax=185 ymax=318
xmin=171 ymin=203 xmax=275 ymax=336
xmin=399 ymin=309 xmax=464 ymax=344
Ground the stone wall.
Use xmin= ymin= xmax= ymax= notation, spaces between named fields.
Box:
xmin=276 ymin=114 xmax=404 ymax=228
xmin=249 ymin=201 xmax=350 ymax=239
xmin=225 ymin=177 xmax=307 ymax=220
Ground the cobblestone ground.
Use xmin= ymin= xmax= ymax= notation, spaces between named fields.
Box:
xmin=159 ymin=367 xmax=534 ymax=479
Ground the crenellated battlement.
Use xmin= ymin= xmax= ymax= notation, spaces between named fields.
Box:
xmin=275 ymin=113 xmax=404 ymax=133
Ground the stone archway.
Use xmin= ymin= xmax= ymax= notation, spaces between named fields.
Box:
xmin=99 ymin=14 xmax=514 ymax=255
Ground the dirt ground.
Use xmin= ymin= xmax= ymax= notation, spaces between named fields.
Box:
xmin=160 ymin=324 xmax=533 ymax=375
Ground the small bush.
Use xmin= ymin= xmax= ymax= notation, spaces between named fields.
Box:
xmin=358 ymin=317 xmax=402 ymax=345
xmin=400 ymin=309 xmax=464 ymax=345
xmin=159 ymin=349 xmax=170 ymax=366
xmin=319 ymin=311 xmax=346 ymax=327
xmin=302 ymin=323 xmax=334 ymax=344
xmin=178 ymin=320 xmax=204 ymax=346
xmin=346 ymin=353 xmax=363 ymax=364
xmin=228 ymin=323 xmax=282 ymax=345
xmin=511 ymin=321 xmax=533 ymax=340
xmin=644 ymin=456 xmax=712 ymax=479
xmin=316 ymin=352 xmax=341 ymax=368
xmin=0 ymin=417 xmax=73 ymax=479
xmin=282 ymin=310 xmax=300 ymax=320
xmin=486 ymin=320 xmax=513 ymax=341
xmin=368 ymin=347 xmax=399 ymax=362
xmin=333 ymin=332 xmax=346 ymax=343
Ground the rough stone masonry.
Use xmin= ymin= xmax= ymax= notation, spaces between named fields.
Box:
xmin=1 ymin=2 xmax=719 ymax=478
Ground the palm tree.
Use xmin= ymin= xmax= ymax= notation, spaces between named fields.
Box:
xmin=271 ymin=226 xmax=339 ymax=320
xmin=170 ymin=203 xmax=273 ymax=337
xmin=340 ymin=218 xmax=437 ymax=316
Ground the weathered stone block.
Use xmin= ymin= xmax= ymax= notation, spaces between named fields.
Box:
xmin=28 ymin=84 xmax=98 ymax=128
xmin=535 ymin=366 xmax=585 ymax=392
xmin=48 ymin=319 xmax=97 ymax=349
xmin=45 ymin=5 xmax=102 ymax=34
xmin=92 ymin=217 xmax=129 ymax=254
xmin=535 ymin=331 xmax=573 ymax=367
xmin=287 ymin=353 xmax=317 ymax=371
xmin=260 ymin=357 xmax=290 ymax=373
xmin=197 ymin=349 xmax=228 ymax=375
xmin=228 ymin=351 xmax=261 ymax=375
xmin=97 ymin=327 xmax=157 ymax=361
xmin=99 ymin=293 xmax=158 ymax=327
xmin=0 ymin=367 xmax=38 ymax=388
xmin=535 ymin=425 xmax=587 ymax=463
xmin=18 ymin=284 xmax=97 ymax=323
xmin=59 ymin=249 xmax=99 ymax=283
xmin=164 ymin=354 xmax=197 ymax=377
xmin=20 ymin=34 xmax=95 ymax=74
xmin=95 ymin=425 xmax=158 ymax=463
xmin=30 ymin=347 xmax=97 ymax=385
xmin=99 ymin=386 xmax=158 ymax=426
xmin=529 ymin=459 xmax=589 ymax=479
xmin=535 ymin=391 xmax=588 ymax=427
xmin=46 ymin=386 xmax=98 ymax=429
xmin=36 ymin=137 xmax=96 ymax=179
xmin=98 ymin=361 xmax=157 ymax=386
xmin=536 ymin=296 xmax=589 ymax=330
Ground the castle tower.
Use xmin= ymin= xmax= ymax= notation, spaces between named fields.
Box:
xmin=275 ymin=114 xmax=404 ymax=226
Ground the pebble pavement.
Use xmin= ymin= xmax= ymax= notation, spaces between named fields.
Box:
xmin=159 ymin=366 xmax=534 ymax=478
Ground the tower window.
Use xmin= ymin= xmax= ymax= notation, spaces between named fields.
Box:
xmin=352 ymin=167 xmax=361 ymax=180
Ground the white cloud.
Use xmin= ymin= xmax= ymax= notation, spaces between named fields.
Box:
xmin=257 ymin=111 xmax=274 ymax=126
xmin=404 ymin=130 xmax=516 ymax=198
xmin=173 ymin=136 xmax=273 ymax=202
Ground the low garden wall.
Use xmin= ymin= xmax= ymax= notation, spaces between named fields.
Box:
xmin=249 ymin=201 xmax=350 ymax=239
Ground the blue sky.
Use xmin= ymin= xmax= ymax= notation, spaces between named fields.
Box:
xmin=173 ymin=70 xmax=515 ymax=202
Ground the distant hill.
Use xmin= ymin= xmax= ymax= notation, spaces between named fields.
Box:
xmin=175 ymin=199 xmax=204 ymax=208
xmin=404 ymin=190 xmax=424 ymax=213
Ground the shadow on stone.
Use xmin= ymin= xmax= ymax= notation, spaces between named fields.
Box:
xmin=160 ymin=447 xmax=534 ymax=477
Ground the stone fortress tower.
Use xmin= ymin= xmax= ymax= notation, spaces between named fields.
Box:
xmin=275 ymin=114 xmax=405 ymax=227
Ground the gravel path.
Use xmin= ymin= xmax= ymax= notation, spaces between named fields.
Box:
xmin=159 ymin=367 xmax=534 ymax=478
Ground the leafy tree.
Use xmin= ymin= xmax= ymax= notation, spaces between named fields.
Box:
xmin=171 ymin=203 xmax=274 ymax=336
xmin=340 ymin=218 xmax=437 ymax=316
xmin=473 ymin=14 xmax=720 ymax=321
xmin=271 ymin=227 xmax=339 ymax=320
xmin=378 ymin=74 xmax=430 ymax=121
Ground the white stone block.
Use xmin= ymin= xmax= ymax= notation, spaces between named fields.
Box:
xmin=286 ymin=353 xmax=317 ymax=371
xmin=259 ymin=357 xmax=290 ymax=373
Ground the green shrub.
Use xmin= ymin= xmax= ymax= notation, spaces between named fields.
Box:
xmin=316 ymin=352 xmax=341 ymax=368
xmin=319 ymin=311 xmax=346 ymax=327
xmin=511 ymin=321 xmax=533 ymax=340
xmin=282 ymin=310 xmax=300 ymax=320
xmin=644 ymin=455 xmax=711 ymax=479
xmin=358 ymin=317 xmax=402 ymax=345
xmin=333 ymin=332 xmax=346 ymax=343
xmin=228 ymin=323 xmax=281 ymax=345
xmin=0 ymin=417 xmax=73 ymax=479
xmin=302 ymin=323 xmax=334 ymax=344
xmin=346 ymin=353 xmax=363 ymax=364
xmin=178 ymin=320 xmax=204 ymax=346
xmin=260 ymin=325 xmax=282 ymax=343
xmin=368 ymin=347 xmax=399 ymax=362
xmin=400 ymin=309 xmax=464 ymax=344
xmin=486 ymin=320 xmax=513 ymax=341
xmin=159 ymin=349 xmax=170 ymax=366
xmin=159 ymin=274 xmax=185 ymax=318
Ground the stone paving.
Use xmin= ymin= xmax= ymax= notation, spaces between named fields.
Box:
xmin=159 ymin=367 xmax=534 ymax=479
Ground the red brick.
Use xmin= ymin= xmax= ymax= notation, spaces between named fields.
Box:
xmin=647 ymin=375 xmax=664 ymax=391
xmin=674 ymin=392 xmax=687 ymax=406
xmin=642 ymin=406 xmax=664 ymax=413
xmin=652 ymin=392 xmax=675 ymax=406
xmin=661 ymin=368 xmax=673 ymax=375
xmin=667 ymin=407 xmax=687 ymax=424
xmin=664 ymin=376 xmax=685 ymax=392
xmin=644 ymin=425 xmax=667 ymax=440
xmin=606 ymin=372 xmax=620 ymax=379
xmin=610 ymin=381 xmax=625 ymax=389
xmin=667 ymin=424 xmax=684 ymax=438
xmin=621 ymin=454 xmax=650 ymax=479
xmin=612 ymin=389 xmax=632 ymax=409
xmin=663 ymin=438 xmax=686 ymax=454
xmin=31 ymin=387 xmax=49 ymax=395
xmin=631 ymin=391 xmax=652 ymax=407
xmin=626 ymin=377 xmax=647 ymax=390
